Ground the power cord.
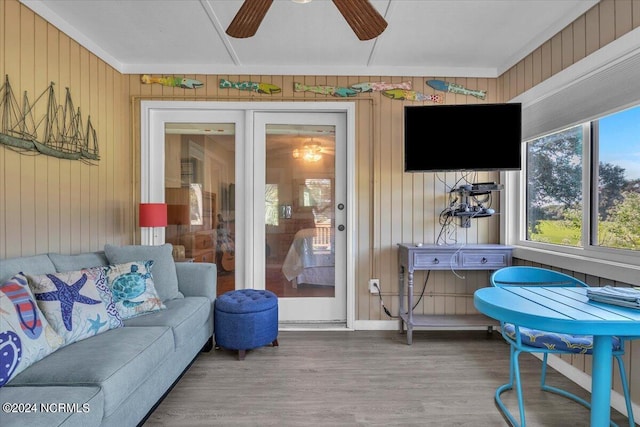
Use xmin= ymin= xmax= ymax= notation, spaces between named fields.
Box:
xmin=374 ymin=270 xmax=431 ymax=318
xmin=373 ymin=282 xmax=397 ymax=318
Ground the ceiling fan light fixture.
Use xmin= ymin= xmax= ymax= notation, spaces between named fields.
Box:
xmin=292 ymin=0 xmax=313 ymax=3
xmin=293 ymin=139 xmax=323 ymax=162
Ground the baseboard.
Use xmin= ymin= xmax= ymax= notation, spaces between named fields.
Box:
xmin=352 ymin=319 xmax=497 ymax=332
xmin=353 ymin=320 xmax=398 ymax=330
xmin=540 ymin=353 xmax=639 ymax=423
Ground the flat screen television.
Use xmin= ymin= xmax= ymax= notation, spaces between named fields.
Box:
xmin=404 ymin=103 xmax=522 ymax=172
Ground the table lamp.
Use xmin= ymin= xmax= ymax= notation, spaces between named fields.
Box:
xmin=167 ymin=204 xmax=190 ymax=244
xmin=139 ymin=203 xmax=167 ymax=245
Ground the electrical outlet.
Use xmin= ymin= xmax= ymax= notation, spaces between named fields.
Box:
xmin=369 ymin=279 xmax=380 ymax=294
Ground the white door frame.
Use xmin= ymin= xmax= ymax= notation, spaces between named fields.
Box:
xmin=254 ymin=111 xmax=347 ymax=324
xmin=140 ymin=101 xmax=356 ymax=330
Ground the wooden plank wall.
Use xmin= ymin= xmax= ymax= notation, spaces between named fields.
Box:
xmin=0 ymin=0 xmax=132 ymax=259
xmin=499 ymin=0 xmax=640 ymax=99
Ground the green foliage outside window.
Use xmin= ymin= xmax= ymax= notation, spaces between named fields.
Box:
xmin=527 ymin=125 xmax=583 ymax=247
xmin=526 ymin=104 xmax=640 ymax=252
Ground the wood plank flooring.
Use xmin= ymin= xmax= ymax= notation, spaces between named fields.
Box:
xmin=144 ymin=330 xmax=632 ymax=426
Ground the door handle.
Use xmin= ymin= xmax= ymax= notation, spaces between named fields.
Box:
xmin=338 ymin=225 xmax=345 ymax=231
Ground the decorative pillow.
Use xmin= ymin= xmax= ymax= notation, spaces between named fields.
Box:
xmin=26 ymin=266 xmax=123 ymax=346
xmin=48 ymin=251 xmax=109 ymax=273
xmin=104 ymin=260 xmax=166 ymax=319
xmin=104 ymin=243 xmax=182 ymax=301
xmin=0 ymin=273 xmax=64 ymax=386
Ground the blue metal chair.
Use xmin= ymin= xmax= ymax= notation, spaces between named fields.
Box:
xmin=490 ymin=266 xmax=634 ymax=427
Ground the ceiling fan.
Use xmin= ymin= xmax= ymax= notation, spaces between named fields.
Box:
xmin=226 ymin=0 xmax=388 ymax=41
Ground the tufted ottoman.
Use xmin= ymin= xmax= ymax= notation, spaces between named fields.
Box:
xmin=214 ymin=289 xmax=279 ymax=360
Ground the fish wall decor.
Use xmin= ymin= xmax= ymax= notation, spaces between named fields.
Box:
xmin=294 ymin=83 xmax=358 ymax=98
xmin=219 ymin=79 xmax=281 ymax=94
xmin=381 ymin=89 xmax=443 ymax=103
xmin=140 ymin=75 xmax=203 ymax=89
xmin=350 ymin=81 xmax=412 ymax=93
xmin=426 ymin=79 xmax=486 ymax=100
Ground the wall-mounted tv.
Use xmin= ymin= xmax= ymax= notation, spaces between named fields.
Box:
xmin=404 ymin=103 xmax=522 ymax=172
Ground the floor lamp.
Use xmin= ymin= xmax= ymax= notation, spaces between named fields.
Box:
xmin=139 ymin=203 xmax=167 ymax=246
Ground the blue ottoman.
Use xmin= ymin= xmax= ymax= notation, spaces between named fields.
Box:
xmin=214 ymin=289 xmax=279 ymax=360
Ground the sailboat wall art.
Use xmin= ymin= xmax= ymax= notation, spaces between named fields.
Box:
xmin=0 ymin=75 xmax=99 ymax=163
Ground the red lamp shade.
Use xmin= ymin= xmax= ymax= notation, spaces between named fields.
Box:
xmin=139 ymin=203 xmax=168 ymax=227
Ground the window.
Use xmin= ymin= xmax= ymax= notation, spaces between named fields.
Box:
xmin=524 ymin=104 xmax=640 ymax=253
xmin=526 ymin=125 xmax=584 ymax=247
xmin=595 ymin=106 xmax=640 ymax=251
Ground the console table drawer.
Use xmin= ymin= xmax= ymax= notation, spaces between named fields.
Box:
xmin=413 ymin=252 xmax=458 ymax=269
xmin=461 ymin=251 xmax=510 ymax=268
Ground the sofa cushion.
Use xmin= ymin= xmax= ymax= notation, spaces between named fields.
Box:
xmin=0 ymin=274 xmax=64 ymax=386
xmin=7 ymin=326 xmax=174 ymax=418
xmin=104 ymin=243 xmax=183 ymax=301
xmin=48 ymin=251 xmax=109 ymax=272
xmin=104 ymin=261 xmax=166 ymax=319
xmin=0 ymin=385 xmax=104 ymax=427
xmin=0 ymin=254 xmax=55 ymax=283
xmin=26 ymin=267 xmax=123 ymax=346
xmin=125 ymin=296 xmax=211 ymax=349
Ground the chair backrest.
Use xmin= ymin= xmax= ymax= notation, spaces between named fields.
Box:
xmin=490 ymin=266 xmax=588 ymax=288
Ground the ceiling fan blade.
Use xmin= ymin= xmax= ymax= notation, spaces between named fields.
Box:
xmin=226 ymin=0 xmax=273 ymax=38
xmin=332 ymin=0 xmax=388 ymax=41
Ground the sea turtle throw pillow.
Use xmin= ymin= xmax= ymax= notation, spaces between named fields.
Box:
xmin=104 ymin=260 xmax=166 ymax=320
xmin=26 ymin=266 xmax=123 ymax=346
xmin=0 ymin=273 xmax=64 ymax=386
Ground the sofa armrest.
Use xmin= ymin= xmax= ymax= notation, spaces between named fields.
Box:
xmin=175 ymin=262 xmax=217 ymax=302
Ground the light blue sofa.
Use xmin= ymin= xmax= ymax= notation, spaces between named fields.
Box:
xmin=0 ymin=247 xmax=216 ymax=427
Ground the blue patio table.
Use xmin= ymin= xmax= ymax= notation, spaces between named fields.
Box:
xmin=474 ymin=286 xmax=640 ymax=426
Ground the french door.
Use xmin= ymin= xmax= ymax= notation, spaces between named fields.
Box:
xmin=253 ymin=112 xmax=347 ymax=324
xmin=141 ymin=102 xmax=354 ymax=327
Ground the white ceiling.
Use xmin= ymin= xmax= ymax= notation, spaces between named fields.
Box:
xmin=22 ymin=0 xmax=598 ymax=77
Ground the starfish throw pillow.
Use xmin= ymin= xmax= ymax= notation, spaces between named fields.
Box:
xmin=26 ymin=266 xmax=123 ymax=346
xmin=0 ymin=273 xmax=64 ymax=386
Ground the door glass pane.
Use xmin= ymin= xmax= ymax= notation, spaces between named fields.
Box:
xmin=265 ymin=124 xmax=335 ymax=298
xmin=164 ymin=123 xmax=236 ymax=295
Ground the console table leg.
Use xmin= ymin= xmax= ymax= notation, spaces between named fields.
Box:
xmin=398 ymin=264 xmax=405 ymax=334
xmin=406 ymin=270 xmax=414 ymax=345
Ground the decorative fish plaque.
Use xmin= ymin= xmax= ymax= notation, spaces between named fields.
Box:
xmin=381 ymin=89 xmax=443 ymax=103
xmin=350 ymin=81 xmax=412 ymax=93
xmin=219 ymin=79 xmax=281 ymax=94
xmin=427 ymin=79 xmax=486 ymax=100
xmin=294 ymin=82 xmax=358 ymax=97
xmin=141 ymin=75 xmax=203 ymax=89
